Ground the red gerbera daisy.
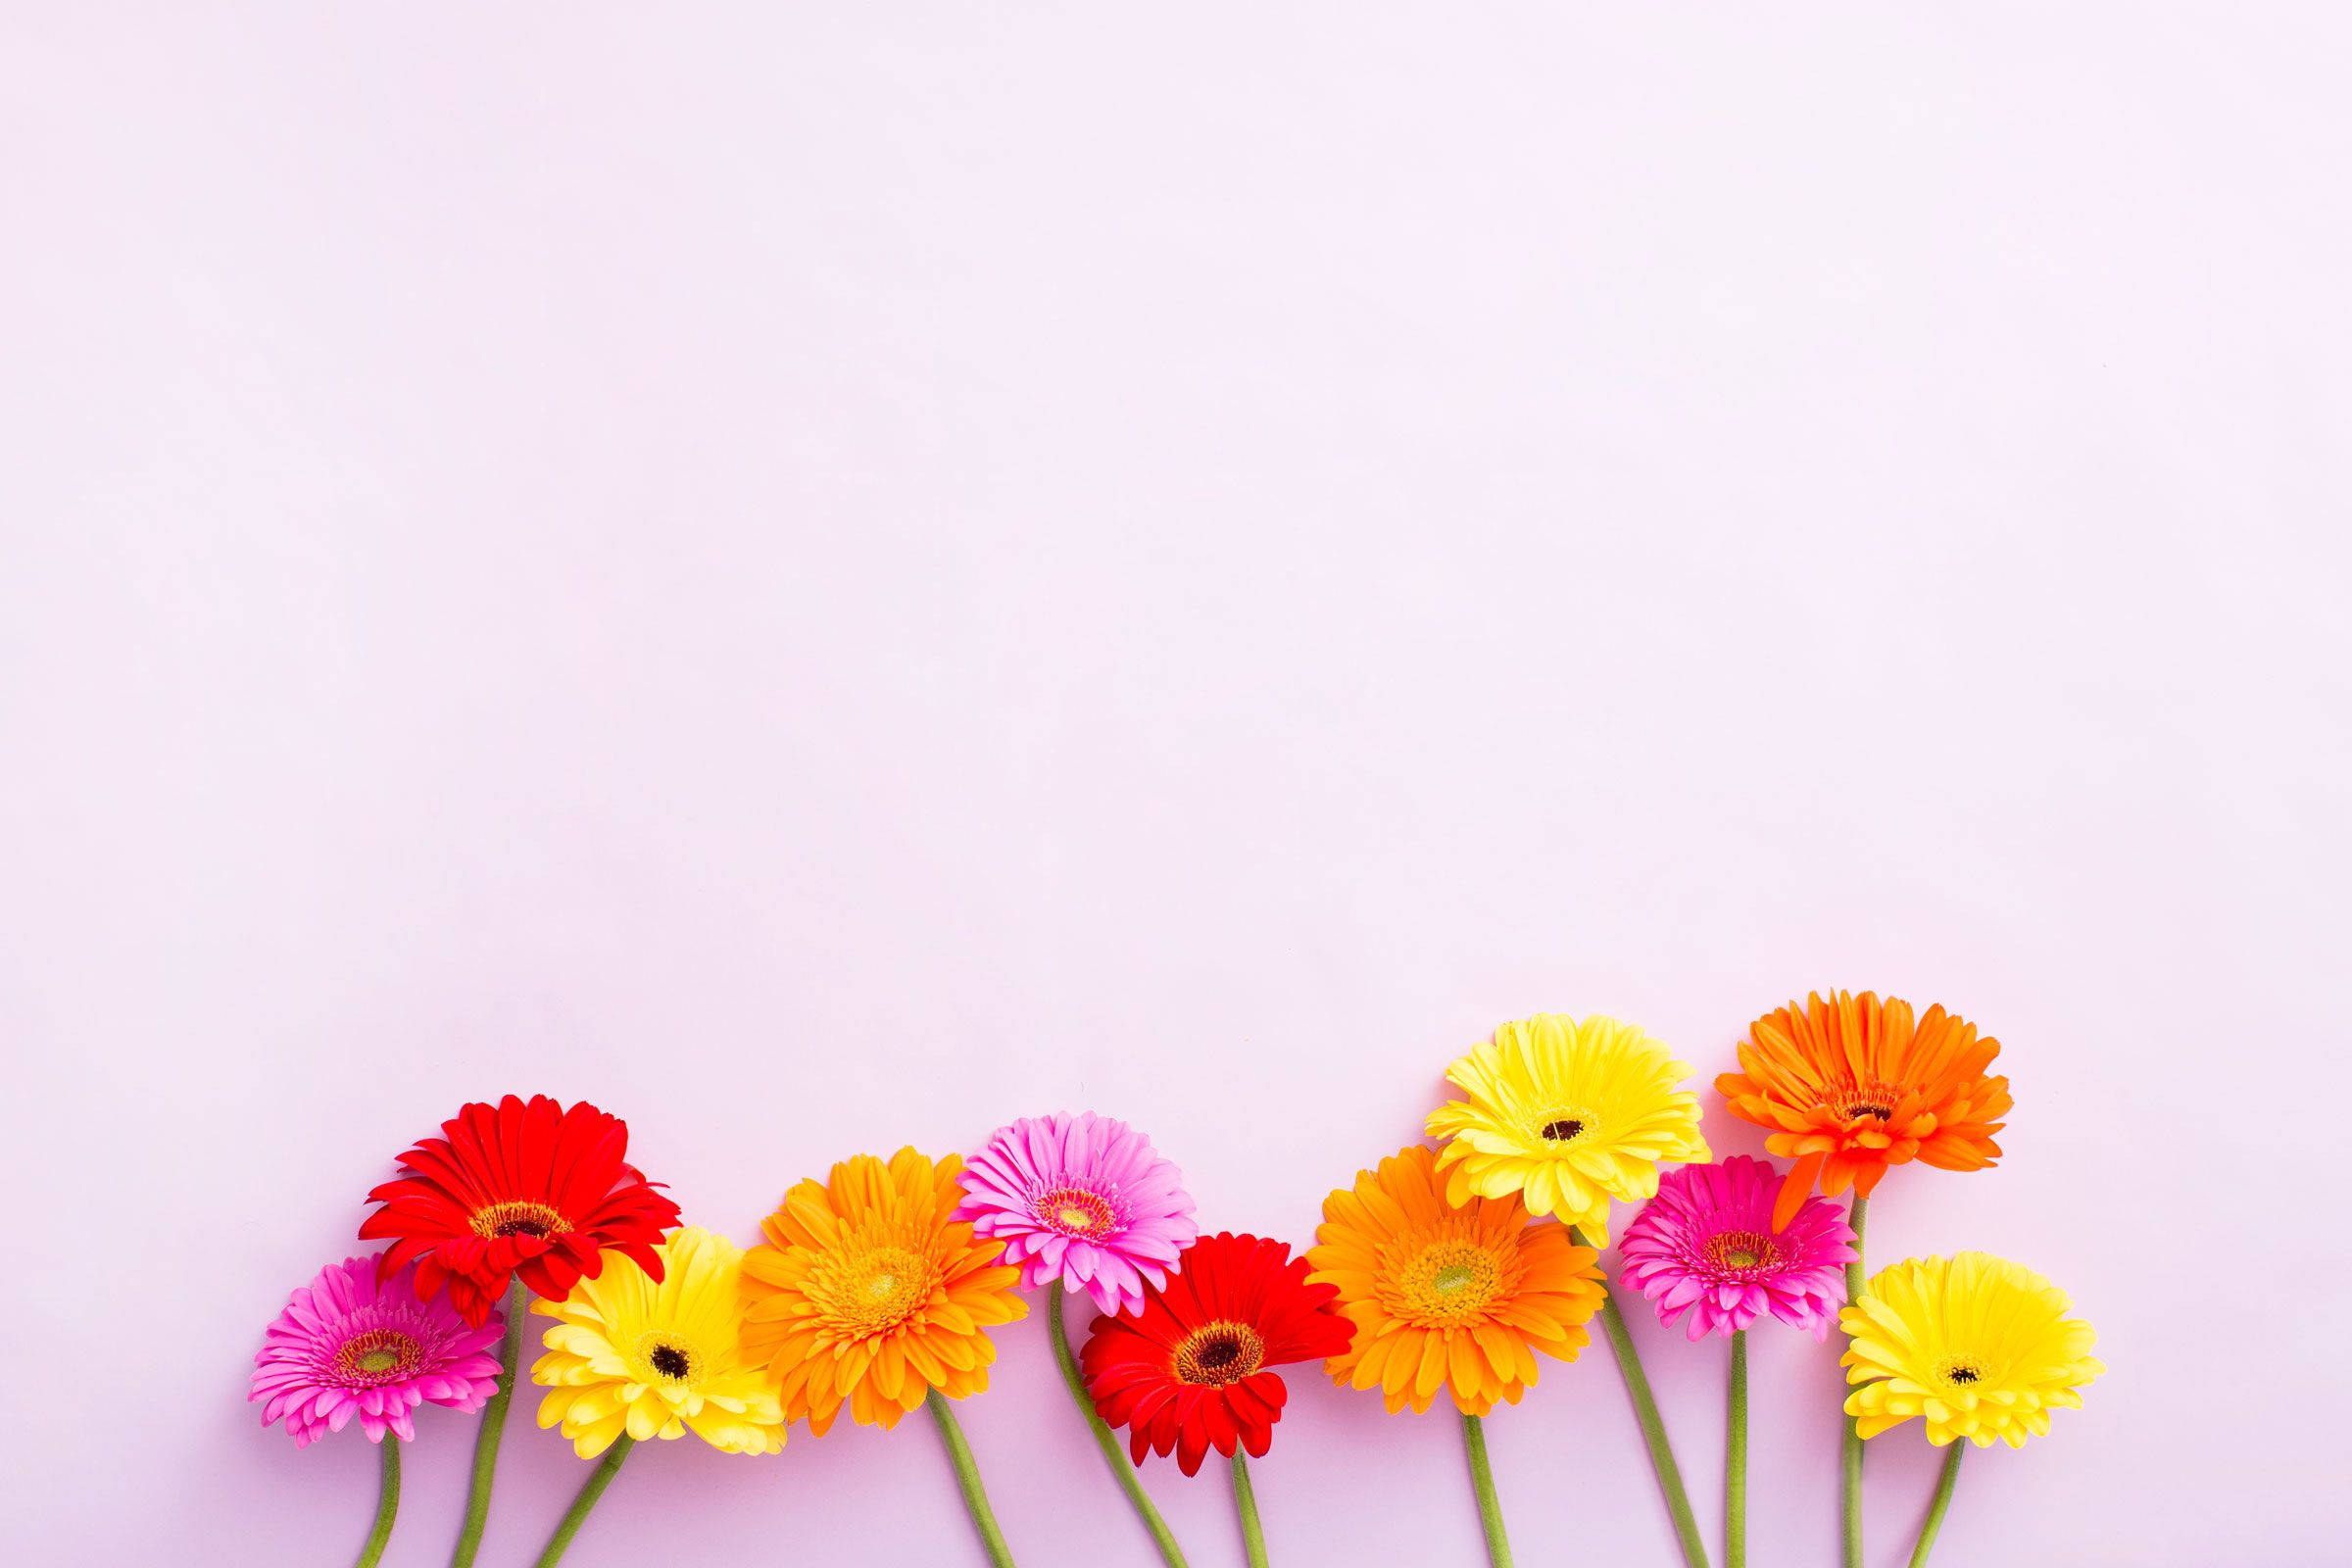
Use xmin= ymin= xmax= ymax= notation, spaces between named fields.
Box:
xmin=1080 ymin=1231 xmax=1354 ymax=1476
xmin=359 ymin=1095 xmax=679 ymax=1324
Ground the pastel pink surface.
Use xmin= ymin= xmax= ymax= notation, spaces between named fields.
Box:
xmin=3 ymin=7 xmax=2346 ymax=1567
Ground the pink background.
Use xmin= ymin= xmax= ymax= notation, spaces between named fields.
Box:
xmin=4 ymin=6 xmax=2346 ymax=1566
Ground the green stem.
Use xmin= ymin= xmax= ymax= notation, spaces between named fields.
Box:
xmin=1578 ymin=1228 xmax=1711 ymax=1568
xmin=452 ymin=1279 xmax=528 ymax=1568
xmin=1906 ymin=1444 xmax=1964 ymax=1568
xmin=1726 ymin=1331 xmax=1747 ymax=1568
xmin=1842 ymin=1195 xmax=1870 ymax=1568
xmin=1461 ymin=1413 xmax=1513 ymax=1568
xmin=1046 ymin=1282 xmax=1189 ymax=1567
xmin=355 ymin=1438 xmax=400 ymax=1568
xmin=531 ymin=1436 xmax=633 ymax=1568
xmin=1230 ymin=1450 xmax=1268 ymax=1568
xmin=927 ymin=1388 xmax=1018 ymax=1568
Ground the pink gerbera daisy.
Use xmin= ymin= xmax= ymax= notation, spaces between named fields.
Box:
xmin=1618 ymin=1154 xmax=1857 ymax=1341
xmin=954 ymin=1111 xmax=1199 ymax=1316
xmin=251 ymin=1255 xmax=507 ymax=1446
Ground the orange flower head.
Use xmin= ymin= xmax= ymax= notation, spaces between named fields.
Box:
xmin=1717 ymin=991 xmax=2009 ymax=1229
xmin=738 ymin=1148 xmax=1026 ymax=1436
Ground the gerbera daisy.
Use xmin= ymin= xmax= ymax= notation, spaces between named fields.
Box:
xmin=1619 ymin=1155 xmax=1856 ymax=1342
xmin=531 ymin=1226 xmax=786 ymax=1458
xmin=741 ymin=1149 xmax=1029 ymax=1568
xmin=955 ymin=1111 xmax=1199 ymax=1318
xmin=1717 ymin=991 xmax=2009 ymax=1230
xmin=1426 ymin=1013 xmax=1709 ymax=1245
xmin=1619 ymin=1156 xmax=1858 ymax=1568
xmin=1427 ymin=1014 xmax=1713 ymax=1568
xmin=1308 ymin=1144 xmax=1605 ymax=1416
xmin=1082 ymin=1231 xmax=1354 ymax=1474
xmin=250 ymin=1255 xmax=505 ymax=1568
xmin=360 ymin=1095 xmax=681 ymax=1326
xmin=251 ymin=1254 xmax=506 ymax=1446
xmin=1308 ymin=1145 xmax=1607 ymax=1568
xmin=1841 ymin=1252 xmax=2104 ymax=1567
xmin=957 ymin=1112 xmax=1198 ymax=1568
xmin=526 ymin=1227 xmax=785 ymax=1564
xmin=360 ymin=1095 xmax=679 ymax=1568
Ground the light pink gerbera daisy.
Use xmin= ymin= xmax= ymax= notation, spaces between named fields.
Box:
xmin=1618 ymin=1154 xmax=1858 ymax=1341
xmin=954 ymin=1111 xmax=1198 ymax=1316
xmin=251 ymin=1255 xmax=506 ymax=1446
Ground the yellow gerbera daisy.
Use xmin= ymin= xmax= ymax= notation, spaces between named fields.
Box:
xmin=739 ymin=1147 xmax=1026 ymax=1435
xmin=1841 ymin=1251 xmax=2104 ymax=1448
xmin=1307 ymin=1144 xmax=1606 ymax=1415
xmin=530 ymin=1226 xmax=786 ymax=1459
xmin=1427 ymin=1013 xmax=1709 ymax=1244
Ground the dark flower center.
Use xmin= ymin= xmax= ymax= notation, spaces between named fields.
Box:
xmin=470 ymin=1200 xmax=570 ymax=1241
xmin=1541 ymin=1118 xmax=1585 ymax=1142
xmin=1947 ymin=1364 xmax=1979 ymax=1384
xmin=1845 ymin=1102 xmax=1893 ymax=1122
xmin=649 ymin=1344 xmax=691 ymax=1379
xmin=1173 ymin=1321 xmax=1265 ymax=1388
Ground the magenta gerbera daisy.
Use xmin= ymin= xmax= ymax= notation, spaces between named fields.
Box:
xmin=954 ymin=1111 xmax=1198 ymax=1317
xmin=1618 ymin=1154 xmax=1858 ymax=1341
xmin=251 ymin=1255 xmax=507 ymax=1446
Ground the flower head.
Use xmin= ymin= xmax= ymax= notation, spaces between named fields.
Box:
xmin=1718 ymin=991 xmax=2009 ymax=1228
xmin=1307 ymin=1145 xmax=1605 ymax=1415
xmin=250 ymin=1255 xmax=505 ymax=1447
xmin=954 ymin=1111 xmax=1199 ymax=1317
xmin=530 ymin=1226 xmax=786 ymax=1458
xmin=739 ymin=1148 xmax=1026 ymax=1435
xmin=1081 ymin=1232 xmax=1354 ymax=1475
xmin=1427 ymin=1013 xmax=1709 ymax=1244
xmin=361 ymin=1095 xmax=681 ymax=1325
xmin=1841 ymin=1252 xmax=2102 ymax=1448
xmin=1618 ymin=1155 xmax=1856 ymax=1341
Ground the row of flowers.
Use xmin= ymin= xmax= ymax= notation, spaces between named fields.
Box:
xmin=254 ymin=993 xmax=2103 ymax=1568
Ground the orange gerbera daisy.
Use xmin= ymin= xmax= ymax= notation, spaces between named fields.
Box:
xmin=738 ymin=1148 xmax=1026 ymax=1435
xmin=1306 ymin=1145 xmax=1606 ymax=1415
xmin=1718 ymin=991 xmax=2009 ymax=1228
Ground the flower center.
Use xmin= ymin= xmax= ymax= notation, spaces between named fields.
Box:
xmin=469 ymin=1200 xmax=570 ymax=1241
xmin=1705 ymin=1230 xmax=1777 ymax=1275
xmin=1948 ymin=1365 xmax=1979 ymax=1384
xmin=1845 ymin=1102 xmax=1892 ymax=1122
xmin=1392 ymin=1239 xmax=1504 ymax=1326
xmin=1534 ymin=1106 xmax=1597 ymax=1146
xmin=649 ymin=1343 xmax=692 ymax=1380
xmin=334 ymin=1328 xmax=421 ymax=1387
xmin=1034 ymin=1185 xmax=1116 ymax=1240
xmin=815 ymin=1243 xmax=936 ymax=1336
xmin=1172 ymin=1321 xmax=1265 ymax=1387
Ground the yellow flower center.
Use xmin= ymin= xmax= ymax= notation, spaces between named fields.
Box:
xmin=1936 ymin=1354 xmax=1990 ymax=1391
xmin=1390 ymin=1239 xmax=1504 ymax=1326
xmin=812 ymin=1242 xmax=937 ymax=1337
xmin=469 ymin=1200 xmax=570 ymax=1240
xmin=1532 ymin=1106 xmax=1598 ymax=1148
xmin=1705 ymin=1230 xmax=1777 ymax=1274
xmin=1173 ymin=1321 xmax=1264 ymax=1387
xmin=334 ymin=1328 xmax=421 ymax=1386
xmin=1034 ymin=1186 xmax=1116 ymax=1240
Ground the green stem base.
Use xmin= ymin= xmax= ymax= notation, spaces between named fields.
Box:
xmin=1047 ymin=1282 xmax=1188 ymax=1566
xmin=1578 ymin=1227 xmax=1711 ymax=1568
xmin=533 ymin=1437 xmax=633 ymax=1568
xmin=1727 ymin=1330 xmax=1747 ymax=1568
xmin=928 ymin=1388 xmax=1018 ymax=1568
xmin=1842 ymin=1194 xmax=1871 ymax=1568
xmin=453 ymin=1279 xmax=528 ymax=1568
xmin=1462 ymin=1412 xmax=1513 ymax=1568
xmin=356 ymin=1438 xmax=400 ymax=1568
xmin=1230 ymin=1450 xmax=1268 ymax=1568
xmin=1908 ymin=1444 xmax=1964 ymax=1568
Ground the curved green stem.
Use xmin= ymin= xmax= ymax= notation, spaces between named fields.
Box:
xmin=1842 ymin=1195 xmax=1871 ymax=1568
xmin=1461 ymin=1413 xmax=1513 ymax=1568
xmin=355 ymin=1437 xmax=400 ymax=1568
xmin=927 ymin=1388 xmax=1017 ymax=1568
xmin=531 ymin=1436 xmax=633 ymax=1568
xmin=1047 ymin=1282 xmax=1189 ymax=1566
xmin=1906 ymin=1444 xmax=1964 ymax=1568
xmin=453 ymin=1279 xmax=528 ymax=1568
xmin=1230 ymin=1450 xmax=1268 ymax=1568
xmin=1578 ymin=1228 xmax=1711 ymax=1568
xmin=1726 ymin=1331 xmax=1747 ymax=1568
